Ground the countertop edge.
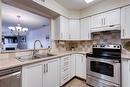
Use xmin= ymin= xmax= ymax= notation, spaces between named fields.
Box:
xmin=0 ymin=51 xmax=87 ymax=70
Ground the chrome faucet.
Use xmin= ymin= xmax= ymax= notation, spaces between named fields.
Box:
xmin=33 ymin=40 xmax=43 ymax=57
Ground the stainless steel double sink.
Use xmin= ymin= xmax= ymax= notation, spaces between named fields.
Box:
xmin=16 ymin=53 xmax=55 ymax=62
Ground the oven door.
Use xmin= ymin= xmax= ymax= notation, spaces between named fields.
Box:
xmin=87 ymin=57 xmax=120 ymax=85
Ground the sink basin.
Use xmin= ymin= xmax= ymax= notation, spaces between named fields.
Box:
xmin=16 ymin=54 xmax=55 ymax=62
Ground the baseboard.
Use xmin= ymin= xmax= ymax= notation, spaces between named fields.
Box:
xmin=75 ymin=76 xmax=86 ymax=82
xmin=60 ymin=76 xmax=76 ymax=87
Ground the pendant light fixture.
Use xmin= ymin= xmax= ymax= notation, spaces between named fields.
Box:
xmin=85 ymin=0 xmax=94 ymax=3
xmin=8 ymin=15 xmax=29 ymax=36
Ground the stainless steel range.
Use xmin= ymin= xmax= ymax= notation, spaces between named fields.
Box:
xmin=86 ymin=44 xmax=121 ymax=87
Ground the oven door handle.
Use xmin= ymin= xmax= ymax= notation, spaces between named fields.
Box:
xmin=0 ymin=71 xmax=21 ymax=80
xmin=87 ymin=57 xmax=120 ymax=64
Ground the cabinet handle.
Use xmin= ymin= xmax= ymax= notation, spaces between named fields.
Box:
xmin=101 ymin=18 xmax=103 ymax=25
xmin=82 ymin=56 xmax=83 ymax=62
xmin=129 ymin=62 xmax=130 ymax=72
xmin=88 ymin=33 xmax=89 ymax=39
xmin=44 ymin=64 xmax=46 ymax=73
xmin=61 ymin=33 xmax=63 ymax=39
xmin=104 ymin=18 xmax=105 ymax=25
xmin=123 ymin=29 xmax=125 ymax=37
xmin=46 ymin=64 xmax=48 ymax=72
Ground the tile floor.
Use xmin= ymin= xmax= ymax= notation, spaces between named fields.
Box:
xmin=63 ymin=78 xmax=91 ymax=87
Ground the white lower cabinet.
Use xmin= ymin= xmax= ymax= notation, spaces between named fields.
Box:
xmin=43 ymin=59 xmax=60 ymax=87
xmin=22 ymin=54 xmax=87 ymax=87
xmin=60 ymin=55 xmax=71 ymax=86
xmin=122 ymin=59 xmax=130 ymax=87
xmin=22 ymin=63 xmax=43 ymax=87
xmin=22 ymin=58 xmax=60 ymax=87
xmin=75 ymin=54 xmax=86 ymax=79
xmin=70 ymin=54 xmax=76 ymax=78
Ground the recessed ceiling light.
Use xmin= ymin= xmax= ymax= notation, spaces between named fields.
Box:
xmin=85 ymin=0 xmax=94 ymax=3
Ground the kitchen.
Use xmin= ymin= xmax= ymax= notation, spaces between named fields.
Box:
xmin=0 ymin=0 xmax=130 ymax=87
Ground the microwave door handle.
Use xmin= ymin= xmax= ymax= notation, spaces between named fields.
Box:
xmin=0 ymin=72 xmax=21 ymax=80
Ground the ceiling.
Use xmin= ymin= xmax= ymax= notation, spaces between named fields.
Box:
xmin=2 ymin=3 xmax=50 ymax=30
xmin=55 ymin=0 xmax=104 ymax=10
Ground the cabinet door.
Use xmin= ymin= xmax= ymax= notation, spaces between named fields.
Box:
xmin=105 ymin=9 xmax=120 ymax=26
xmin=69 ymin=20 xmax=80 ymax=40
xmin=70 ymin=54 xmax=76 ymax=78
xmin=75 ymin=54 xmax=84 ymax=78
xmin=22 ymin=63 xmax=43 ymax=87
xmin=54 ymin=17 xmax=61 ymax=40
xmin=80 ymin=17 xmax=91 ymax=40
xmin=60 ymin=16 xmax=69 ymax=40
xmin=122 ymin=59 xmax=130 ymax=87
xmin=54 ymin=16 xmax=69 ymax=40
xmin=91 ymin=14 xmax=102 ymax=28
xmin=43 ymin=59 xmax=59 ymax=87
xmin=82 ymin=55 xmax=86 ymax=79
xmin=121 ymin=6 xmax=130 ymax=39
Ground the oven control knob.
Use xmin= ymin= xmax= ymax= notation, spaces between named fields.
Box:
xmin=117 ymin=46 xmax=120 ymax=48
xmin=114 ymin=46 xmax=117 ymax=48
xmin=101 ymin=45 xmax=105 ymax=47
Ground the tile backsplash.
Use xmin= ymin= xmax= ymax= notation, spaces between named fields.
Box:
xmin=92 ymin=31 xmax=121 ymax=44
xmin=55 ymin=31 xmax=121 ymax=52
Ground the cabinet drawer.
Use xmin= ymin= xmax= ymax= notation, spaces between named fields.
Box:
xmin=61 ymin=74 xmax=71 ymax=84
xmin=61 ymin=60 xmax=71 ymax=68
xmin=61 ymin=56 xmax=70 ymax=61
xmin=61 ymin=69 xmax=71 ymax=85
xmin=61 ymin=66 xmax=71 ymax=72
xmin=61 ymin=69 xmax=71 ymax=78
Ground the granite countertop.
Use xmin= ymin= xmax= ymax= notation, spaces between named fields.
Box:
xmin=0 ymin=51 xmax=87 ymax=70
xmin=121 ymin=53 xmax=130 ymax=60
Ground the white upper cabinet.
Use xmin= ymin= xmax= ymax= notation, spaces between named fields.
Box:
xmin=54 ymin=16 xmax=69 ymax=40
xmin=91 ymin=9 xmax=120 ymax=29
xmin=80 ymin=17 xmax=91 ymax=40
xmin=104 ymin=9 xmax=120 ymax=26
xmin=91 ymin=14 xmax=103 ymax=29
xmin=121 ymin=6 xmax=130 ymax=39
xmin=54 ymin=16 xmax=81 ymax=40
xmin=69 ymin=19 xmax=80 ymax=40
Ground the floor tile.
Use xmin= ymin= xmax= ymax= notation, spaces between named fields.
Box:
xmin=63 ymin=78 xmax=91 ymax=87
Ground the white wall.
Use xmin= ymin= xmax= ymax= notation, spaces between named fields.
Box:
xmin=27 ymin=25 xmax=51 ymax=49
xmin=80 ymin=0 xmax=130 ymax=18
